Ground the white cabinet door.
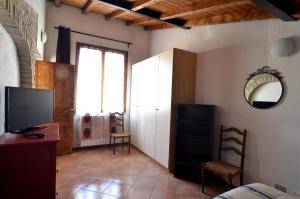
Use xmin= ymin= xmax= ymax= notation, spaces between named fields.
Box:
xmin=140 ymin=56 xmax=159 ymax=159
xmin=129 ymin=64 xmax=139 ymax=147
xmin=156 ymin=50 xmax=173 ymax=168
xmin=136 ymin=61 xmax=146 ymax=151
xmin=136 ymin=108 xmax=144 ymax=151
xmin=131 ymin=52 xmax=172 ymax=166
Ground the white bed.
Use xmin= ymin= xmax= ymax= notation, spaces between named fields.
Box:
xmin=213 ymin=183 xmax=295 ymax=199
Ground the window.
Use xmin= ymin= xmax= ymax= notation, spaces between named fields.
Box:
xmin=75 ymin=43 xmax=127 ymax=116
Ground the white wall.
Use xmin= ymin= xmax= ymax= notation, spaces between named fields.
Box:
xmin=24 ymin=0 xmax=46 ymax=58
xmin=44 ymin=1 xmax=150 ymax=66
xmin=150 ymin=20 xmax=300 ymax=193
xmin=0 ymin=24 xmax=20 ymax=135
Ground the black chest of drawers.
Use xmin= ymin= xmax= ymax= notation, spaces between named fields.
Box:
xmin=174 ymin=104 xmax=215 ymax=183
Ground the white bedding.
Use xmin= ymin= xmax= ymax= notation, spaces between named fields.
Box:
xmin=214 ymin=183 xmax=294 ymax=199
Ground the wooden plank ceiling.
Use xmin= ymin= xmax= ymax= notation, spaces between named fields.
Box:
xmin=52 ymin=0 xmax=300 ymax=30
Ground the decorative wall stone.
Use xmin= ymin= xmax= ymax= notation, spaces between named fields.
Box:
xmin=0 ymin=0 xmax=39 ymax=87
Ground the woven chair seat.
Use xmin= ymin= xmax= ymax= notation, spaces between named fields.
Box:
xmin=110 ymin=133 xmax=131 ymax=138
xmin=203 ymin=161 xmax=241 ymax=177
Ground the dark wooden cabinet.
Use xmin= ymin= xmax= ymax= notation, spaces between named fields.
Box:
xmin=174 ymin=104 xmax=215 ymax=183
xmin=0 ymin=123 xmax=59 ymax=199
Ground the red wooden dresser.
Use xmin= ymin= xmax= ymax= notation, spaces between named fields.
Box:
xmin=0 ymin=123 xmax=59 ymax=199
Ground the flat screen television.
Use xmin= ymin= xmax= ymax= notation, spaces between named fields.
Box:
xmin=5 ymin=87 xmax=54 ymax=133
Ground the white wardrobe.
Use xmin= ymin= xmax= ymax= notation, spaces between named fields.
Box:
xmin=130 ymin=48 xmax=197 ymax=171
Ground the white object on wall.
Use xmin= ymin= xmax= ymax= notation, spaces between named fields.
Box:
xmin=271 ymin=37 xmax=295 ymax=57
xmin=41 ymin=30 xmax=47 ymax=44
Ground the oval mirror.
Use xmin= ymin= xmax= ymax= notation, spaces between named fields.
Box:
xmin=244 ymin=66 xmax=284 ymax=109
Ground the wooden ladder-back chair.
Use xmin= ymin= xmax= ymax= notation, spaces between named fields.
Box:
xmin=109 ymin=112 xmax=131 ymax=155
xmin=202 ymin=125 xmax=247 ymax=192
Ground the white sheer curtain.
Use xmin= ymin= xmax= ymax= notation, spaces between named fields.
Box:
xmin=74 ymin=46 xmax=126 ymax=147
xmin=103 ymin=52 xmax=125 ymax=113
xmin=76 ymin=47 xmax=102 ymax=116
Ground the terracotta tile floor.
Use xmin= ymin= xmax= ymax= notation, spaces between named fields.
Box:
xmin=56 ymin=146 xmax=216 ymax=199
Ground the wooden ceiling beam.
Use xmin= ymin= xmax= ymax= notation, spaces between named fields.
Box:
xmin=96 ymin=0 xmax=189 ymax=29
xmin=160 ymin=0 xmax=249 ymax=20
xmin=131 ymin=0 xmax=161 ymax=11
xmin=54 ymin=0 xmax=61 ymax=7
xmin=126 ymin=18 xmax=151 ymax=26
xmin=82 ymin=0 xmax=97 ymax=14
xmin=250 ymin=0 xmax=296 ymax=21
xmin=144 ymin=24 xmax=174 ymax=31
xmin=105 ymin=10 xmax=126 ymax=20
xmin=184 ymin=10 xmax=273 ymax=27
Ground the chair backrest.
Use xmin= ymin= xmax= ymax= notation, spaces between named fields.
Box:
xmin=218 ymin=125 xmax=247 ymax=171
xmin=109 ymin=112 xmax=124 ymax=134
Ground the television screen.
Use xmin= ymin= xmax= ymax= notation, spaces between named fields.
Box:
xmin=5 ymin=87 xmax=54 ymax=132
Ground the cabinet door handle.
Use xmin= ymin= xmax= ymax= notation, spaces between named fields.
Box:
xmin=155 ymin=108 xmax=159 ymax=111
